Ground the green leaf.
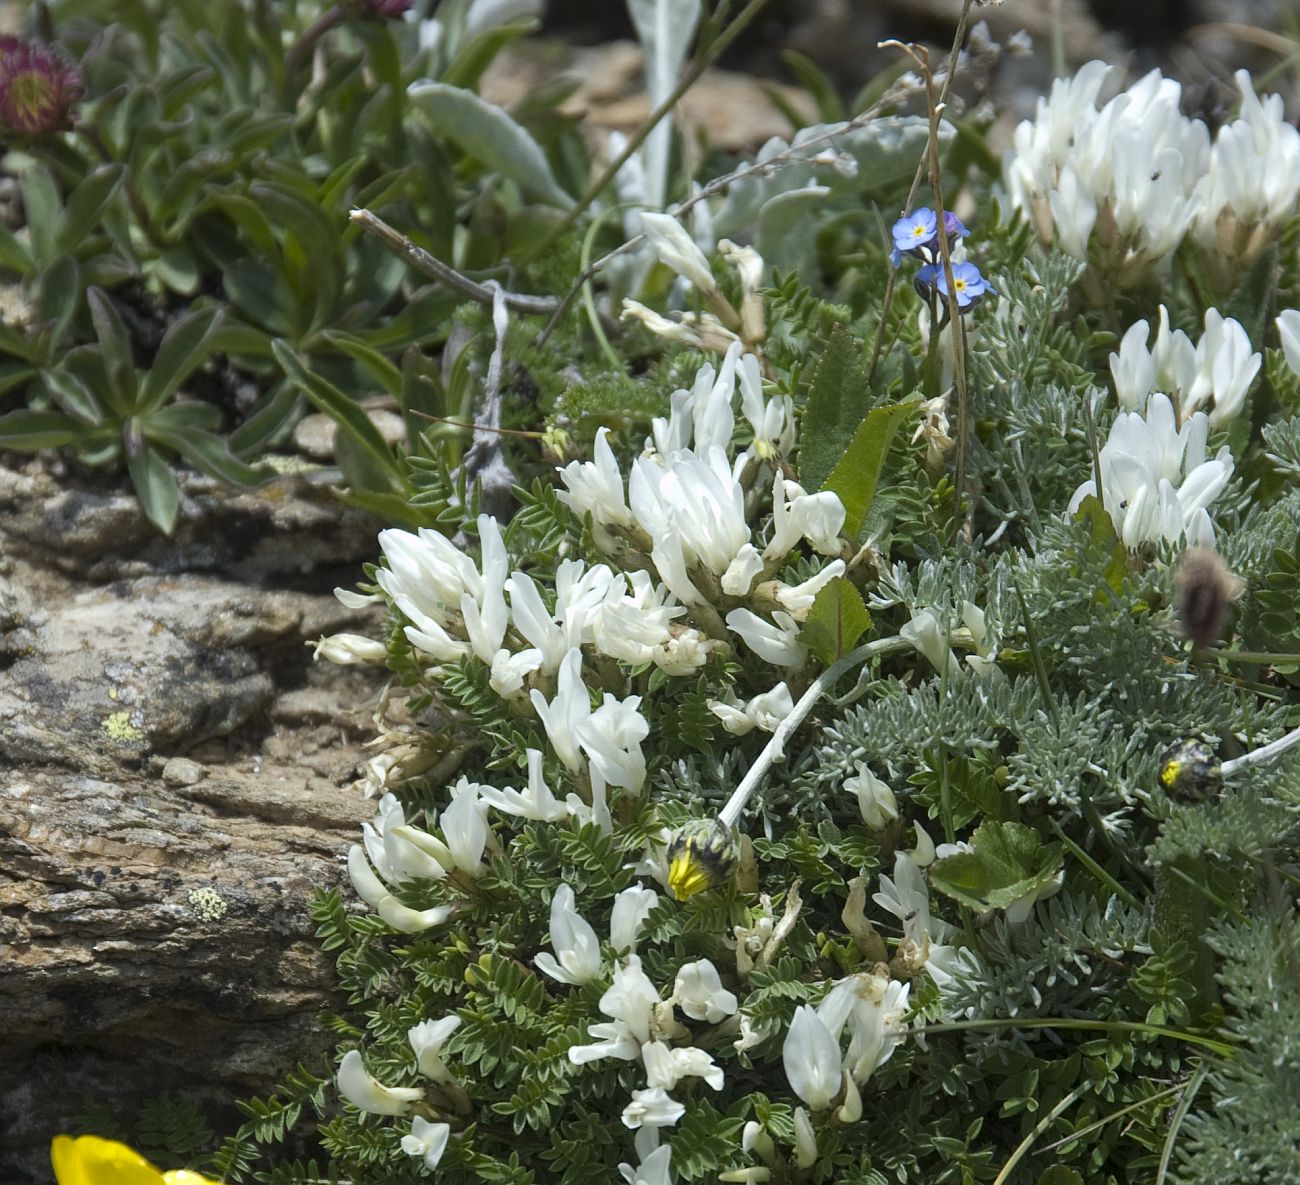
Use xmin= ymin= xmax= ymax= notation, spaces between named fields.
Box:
xmin=798 ymin=324 xmax=871 ymax=492
xmin=1037 ymin=1167 xmax=1084 ymax=1185
xmin=272 ymin=339 xmax=406 ymax=491
xmin=87 ymin=287 xmax=139 ymax=413
xmin=140 ymin=306 xmax=223 ymax=413
xmin=798 ymin=577 xmax=872 ymax=666
xmin=58 ymin=164 xmax=126 ymax=254
xmin=408 ymin=82 xmax=575 ymax=209
xmin=0 ymin=408 xmax=81 ymax=449
xmin=249 ymin=181 xmax=341 ymax=330
xmin=0 ymin=220 xmax=33 ymax=272
xmin=824 ymin=399 xmax=914 ymax=538
xmin=146 ymin=420 xmax=270 ymax=488
xmin=1071 ymin=494 xmax=1127 ymax=597
xmin=442 ymin=21 xmax=538 ymax=91
xmin=43 ymin=366 xmax=104 ymax=424
xmin=127 ymin=441 xmax=180 ymax=534
xmin=21 ymin=164 xmax=62 ymax=265
xmin=929 ymin=820 xmax=1064 ymax=916
xmin=322 ymin=329 xmax=403 ymax=398
xmin=33 ymin=255 xmax=82 ymax=359
xmin=1224 ymin=242 xmax=1278 ymax=349
xmin=780 ymin=49 xmax=844 ymax=122
xmin=757 ymin=185 xmax=831 ymax=274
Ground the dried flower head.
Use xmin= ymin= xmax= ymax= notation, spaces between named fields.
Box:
xmin=1175 ymin=546 xmax=1245 ymax=650
xmin=0 ymin=36 xmax=82 ymax=138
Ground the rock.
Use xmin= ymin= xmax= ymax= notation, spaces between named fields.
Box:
xmin=161 ymin=757 xmax=205 ymax=786
xmin=0 ymin=461 xmax=388 ymax=1184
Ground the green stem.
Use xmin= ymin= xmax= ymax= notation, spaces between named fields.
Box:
xmin=915 ymin=1016 xmax=1235 ymax=1057
xmin=284 ymin=3 xmax=346 ymax=76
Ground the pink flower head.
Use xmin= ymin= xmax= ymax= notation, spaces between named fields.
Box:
xmin=0 ymin=37 xmax=82 ymax=138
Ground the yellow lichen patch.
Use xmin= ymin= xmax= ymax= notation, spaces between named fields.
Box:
xmin=102 ymin=710 xmax=144 ymax=742
xmin=187 ymin=887 xmax=228 ymax=922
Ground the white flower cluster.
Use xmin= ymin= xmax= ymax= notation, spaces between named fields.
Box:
xmin=1005 ymin=62 xmax=1300 ymax=282
xmin=1067 ymin=392 xmax=1234 ymax=549
xmin=558 ymin=341 xmax=846 ymax=673
xmin=336 ymin=1013 xmax=466 ymax=1171
xmin=554 ymin=884 xmax=738 ymax=1163
xmin=1110 ymin=306 xmax=1260 ymax=426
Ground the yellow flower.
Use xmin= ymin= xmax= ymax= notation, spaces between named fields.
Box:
xmin=667 ymin=819 xmax=739 ymax=901
xmin=51 ymin=1135 xmax=221 ymax=1185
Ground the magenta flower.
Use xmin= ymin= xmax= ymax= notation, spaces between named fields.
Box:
xmin=0 ymin=37 xmax=82 ymax=138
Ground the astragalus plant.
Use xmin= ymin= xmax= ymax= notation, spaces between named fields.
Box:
xmin=49 ymin=11 xmax=1300 ymax=1185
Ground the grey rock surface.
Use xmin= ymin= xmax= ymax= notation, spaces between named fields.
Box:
xmin=0 ymin=462 xmax=387 ymax=1183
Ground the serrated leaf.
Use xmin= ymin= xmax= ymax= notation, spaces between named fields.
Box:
xmin=409 ymin=82 xmax=575 ymax=209
xmin=825 ymin=399 xmax=914 ymax=537
xmin=929 ymin=820 xmax=1063 ymax=916
xmin=798 ymin=576 xmax=871 ymax=666
xmin=799 ymin=324 xmax=870 ymax=492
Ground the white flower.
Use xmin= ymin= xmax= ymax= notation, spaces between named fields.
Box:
xmin=1004 ymin=869 xmax=1065 ymax=924
xmin=621 ymin=1085 xmax=686 ymax=1133
xmin=726 ymin=608 xmax=808 ymax=668
xmin=774 ymin=560 xmax=846 ymax=619
xmin=312 ymin=632 xmax=388 ymax=665
xmin=672 ymin=959 xmax=739 ymax=1023
xmin=1047 ymin=163 xmax=1096 ymax=259
xmin=961 ymin=601 xmax=997 ymax=676
xmin=376 ymin=527 xmax=473 ymax=660
xmin=709 ymin=682 xmax=794 ymax=736
xmin=1067 ymin=392 xmax=1234 ymax=549
xmin=535 ymin=883 xmax=603 ymax=985
xmin=488 ymin=646 xmax=543 ymax=698
xmin=408 ymin=1016 xmax=460 ymax=1084
xmin=900 ymin=608 xmax=956 ymax=677
xmin=569 ymin=954 xmax=662 ymax=1065
xmin=577 ymin=691 xmax=650 ymax=793
xmin=347 ymin=805 xmax=454 ymax=934
xmin=336 ymin=1050 xmax=423 ymax=1116
xmin=400 ymin=1116 xmax=451 ymax=1173
xmin=630 ymin=446 xmax=756 ymax=605
xmin=399 ymin=1116 xmax=451 ymax=1172
xmin=1109 ymin=318 xmax=1157 ymax=410
xmin=531 ymin=648 xmax=591 ymax=773
xmin=764 ymin=477 xmax=845 ymax=560
xmin=818 ymin=971 xmax=911 ymax=1084
xmin=611 ymin=883 xmax=659 ymax=954
xmin=844 ymin=763 xmax=899 ymax=828
xmin=642 ymin=1039 xmax=724 ymax=1092
xmin=477 ymin=748 xmax=569 ymax=822
xmin=737 ymin=351 xmax=794 ymax=460
xmin=441 ymin=778 xmax=489 ymax=876
xmin=782 ymin=1004 xmax=842 ymax=1111
xmin=639 ymin=211 xmax=719 ymax=295
xmin=792 ymin=1107 xmax=818 ymax=1169
xmin=557 ymin=427 xmax=634 ymax=528
xmin=1110 ymin=306 xmax=1259 ymax=424
xmin=1278 ymin=309 xmax=1300 ymax=376
xmin=620 ymin=1144 xmax=673 ymax=1185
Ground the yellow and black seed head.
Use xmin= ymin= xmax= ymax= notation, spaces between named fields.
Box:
xmin=1158 ymin=739 xmax=1222 ymax=800
xmin=667 ymin=818 xmax=739 ymax=901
